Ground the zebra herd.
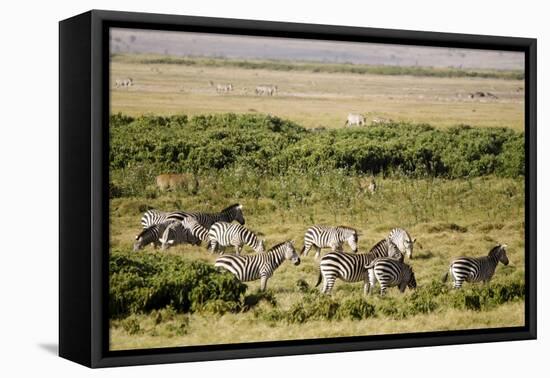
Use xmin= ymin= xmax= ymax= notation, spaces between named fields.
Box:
xmin=133 ymin=203 xmax=510 ymax=295
xmin=208 ymin=81 xmax=278 ymax=96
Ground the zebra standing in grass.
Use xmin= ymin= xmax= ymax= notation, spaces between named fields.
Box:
xmin=215 ymin=241 xmax=300 ymax=291
xmin=159 ymin=221 xmax=202 ymax=250
xmin=255 ymin=85 xmax=277 ymax=96
xmin=388 ymin=228 xmax=416 ymax=259
xmin=344 ymin=113 xmax=365 ymax=127
xmin=208 ymin=221 xmax=265 ymax=255
xmin=216 ymin=83 xmax=233 ymax=93
xmin=140 ymin=204 xmax=245 ymax=229
xmin=442 ymin=244 xmax=509 ymax=289
xmin=365 ymin=257 xmax=417 ymax=295
xmin=316 ymin=239 xmax=402 ymax=295
xmin=133 ymin=221 xmax=175 ymax=251
xmin=301 ymin=225 xmax=358 ymax=259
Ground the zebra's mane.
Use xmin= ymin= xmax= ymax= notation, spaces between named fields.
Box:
xmin=221 ymin=203 xmax=242 ymax=213
xmin=488 ymin=244 xmax=504 ymax=257
xmin=268 ymin=241 xmax=291 ymax=253
xmin=368 ymin=238 xmax=387 ymax=252
xmin=391 ymin=227 xmax=412 ymax=241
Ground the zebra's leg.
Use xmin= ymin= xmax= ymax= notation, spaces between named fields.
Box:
xmin=453 ymin=279 xmax=464 ymax=289
xmin=302 ymin=243 xmax=312 ymax=256
xmin=260 ymin=276 xmax=268 ymax=291
xmin=323 ymin=276 xmax=335 ymax=294
xmin=314 ymin=247 xmax=322 ymax=259
xmin=209 ymin=241 xmax=218 ymax=254
xmin=368 ymin=269 xmax=376 ymax=294
xmin=380 ymin=285 xmax=387 ymax=296
xmin=235 ymin=244 xmax=242 ymax=256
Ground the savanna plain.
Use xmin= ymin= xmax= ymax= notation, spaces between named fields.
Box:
xmin=109 ymin=54 xmax=525 ymax=350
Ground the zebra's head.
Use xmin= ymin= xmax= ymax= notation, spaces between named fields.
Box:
xmin=224 ymin=204 xmax=245 ymax=225
xmin=490 ymin=244 xmax=509 ymax=265
xmin=133 ymin=229 xmax=149 ymax=251
xmin=403 ymin=237 xmax=416 ymax=259
xmin=254 ymin=239 xmax=266 ymax=254
xmin=283 ymin=240 xmax=301 ymax=266
xmin=342 ymin=227 xmax=358 ymax=253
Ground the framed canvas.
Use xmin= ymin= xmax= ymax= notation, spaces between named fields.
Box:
xmin=59 ymin=9 xmax=536 ymax=368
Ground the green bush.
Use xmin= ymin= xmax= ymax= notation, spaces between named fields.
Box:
xmin=109 ymin=251 xmax=247 ymax=318
xmin=110 ymin=114 xmax=525 ymax=194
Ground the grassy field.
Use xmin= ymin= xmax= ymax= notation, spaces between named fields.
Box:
xmin=108 ymin=54 xmax=525 ymax=351
xmin=110 ymin=54 xmax=524 ymax=130
xmin=109 ymin=176 xmax=525 ymax=350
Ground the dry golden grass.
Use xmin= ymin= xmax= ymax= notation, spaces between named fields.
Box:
xmin=110 ymin=55 xmax=524 ymax=130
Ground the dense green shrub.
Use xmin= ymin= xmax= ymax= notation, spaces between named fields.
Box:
xmin=109 ymin=251 xmax=247 ymax=318
xmin=110 ymin=114 xmax=524 ymax=190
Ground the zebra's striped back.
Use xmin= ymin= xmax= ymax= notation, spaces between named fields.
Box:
xmin=366 ymin=258 xmax=416 ymax=295
xmin=159 ymin=221 xmax=202 ymax=250
xmin=208 ymin=221 xmax=265 ymax=255
xmin=214 ymin=240 xmax=300 ymax=290
xmin=444 ymin=244 xmax=509 ymax=289
xmin=388 ymin=228 xmax=416 ymax=259
xmin=140 ymin=204 xmax=245 ymax=229
xmin=302 ymin=225 xmax=358 ymax=258
xmin=134 ymin=221 xmax=174 ymax=251
xmin=181 ymin=216 xmax=209 ymax=242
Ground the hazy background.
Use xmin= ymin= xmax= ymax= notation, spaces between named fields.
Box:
xmin=111 ymin=28 xmax=524 ymax=70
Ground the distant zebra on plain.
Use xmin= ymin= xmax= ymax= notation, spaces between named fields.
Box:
xmin=133 ymin=221 xmax=175 ymax=251
xmin=140 ymin=204 xmax=245 ymax=229
xmin=216 ymin=83 xmax=233 ymax=93
xmin=215 ymin=240 xmax=300 ymax=291
xmin=316 ymin=239 xmax=402 ymax=295
xmin=209 ymin=221 xmax=265 ymax=255
xmin=344 ymin=113 xmax=366 ymax=127
xmin=255 ymin=85 xmax=277 ymax=96
xmin=442 ymin=244 xmax=509 ymax=289
xmin=159 ymin=221 xmax=202 ymax=250
xmin=365 ymin=257 xmax=417 ymax=295
xmin=388 ymin=228 xmax=416 ymax=259
xmin=301 ymin=225 xmax=358 ymax=259
xmin=114 ymin=78 xmax=133 ymax=88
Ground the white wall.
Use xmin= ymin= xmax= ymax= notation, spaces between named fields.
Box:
xmin=0 ymin=0 xmax=546 ymax=376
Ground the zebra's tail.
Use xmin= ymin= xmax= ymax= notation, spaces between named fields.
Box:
xmin=300 ymin=245 xmax=306 ymax=256
xmin=441 ymin=271 xmax=449 ymax=283
xmin=315 ymin=270 xmax=322 ymax=287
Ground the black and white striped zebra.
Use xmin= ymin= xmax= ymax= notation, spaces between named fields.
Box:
xmin=140 ymin=204 xmax=245 ymax=229
xmin=180 ymin=216 xmax=209 ymax=242
xmin=442 ymin=244 xmax=509 ymax=289
xmin=159 ymin=221 xmax=202 ymax=250
xmin=365 ymin=257 xmax=417 ymax=295
xmin=316 ymin=239 xmax=401 ymax=295
xmin=301 ymin=225 xmax=358 ymax=259
xmin=388 ymin=228 xmax=416 ymax=259
xmin=208 ymin=221 xmax=265 ymax=255
xmin=214 ymin=240 xmax=300 ymax=291
xmin=133 ymin=221 xmax=175 ymax=251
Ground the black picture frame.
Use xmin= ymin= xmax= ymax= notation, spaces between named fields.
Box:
xmin=59 ymin=9 xmax=537 ymax=368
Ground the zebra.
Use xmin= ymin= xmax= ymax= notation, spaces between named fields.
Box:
xmin=133 ymin=221 xmax=175 ymax=251
xmin=180 ymin=216 xmax=209 ymax=242
xmin=216 ymin=83 xmax=233 ymax=93
xmin=255 ymin=85 xmax=277 ymax=96
xmin=365 ymin=257 xmax=417 ymax=295
xmin=316 ymin=239 xmax=402 ymax=295
xmin=344 ymin=113 xmax=366 ymax=127
xmin=208 ymin=221 xmax=265 ymax=255
xmin=115 ymin=78 xmax=133 ymax=88
xmin=301 ymin=225 xmax=358 ymax=259
xmin=159 ymin=221 xmax=202 ymax=250
xmin=388 ymin=228 xmax=416 ymax=259
xmin=214 ymin=240 xmax=300 ymax=291
xmin=140 ymin=204 xmax=245 ymax=229
xmin=442 ymin=244 xmax=509 ymax=289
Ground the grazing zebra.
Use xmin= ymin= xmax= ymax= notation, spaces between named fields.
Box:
xmin=140 ymin=204 xmax=245 ymax=229
xmin=159 ymin=221 xmax=202 ymax=250
xmin=133 ymin=221 xmax=174 ymax=251
xmin=115 ymin=78 xmax=133 ymax=88
xmin=214 ymin=240 xmax=300 ymax=290
xmin=388 ymin=228 xmax=416 ymax=259
xmin=316 ymin=239 xmax=402 ymax=295
xmin=344 ymin=113 xmax=366 ymax=127
xmin=365 ymin=258 xmax=417 ymax=295
xmin=216 ymin=83 xmax=233 ymax=93
xmin=255 ymin=85 xmax=277 ymax=96
xmin=208 ymin=221 xmax=265 ymax=255
xmin=181 ymin=216 xmax=209 ymax=242
xmin=301 ymin=225 xmax=358 ymax=259
xmin=442 ymin=244 xmax=509 ymax=289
